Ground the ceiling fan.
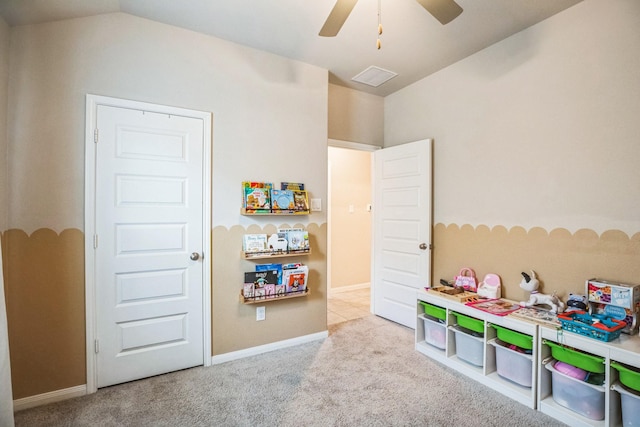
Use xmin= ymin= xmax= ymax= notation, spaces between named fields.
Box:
xmin=319 ymin=0 xmax=463 ymax=37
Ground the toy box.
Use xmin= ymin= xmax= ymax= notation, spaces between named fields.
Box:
xmin=612 ymin=382 xmax=640 ymax=427
xmin=450 ymin=325 xmax=484 ymax=367
xmin=419 ymin=314 xmax=446 ymax=350
xmin=490 ymin=339 xmax=533 ymax=387
xmin=545 ymin=360 xmax=605 ymax=420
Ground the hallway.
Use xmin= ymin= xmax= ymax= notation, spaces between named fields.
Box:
xmin=327 ymin=287 xmax=370 ymax=326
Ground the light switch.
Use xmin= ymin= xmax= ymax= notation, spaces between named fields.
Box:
xmin=310 ymin=198 xmax=322 ymax=211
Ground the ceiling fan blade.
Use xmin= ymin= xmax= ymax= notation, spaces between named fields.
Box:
xmin=319 ymin=0 xmax=359 ymax=37
xmin=415 ymin=0 xmax=463 ymax=25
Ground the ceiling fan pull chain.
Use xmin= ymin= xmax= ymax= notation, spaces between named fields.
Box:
xmin=377 ymin=0 xmax=383 ymax=49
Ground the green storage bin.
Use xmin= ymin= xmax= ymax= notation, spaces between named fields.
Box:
xmin=452 ymin=312 xmax=484 ymax=334
xmin=419 ymin=301 xmax=446 ymax=321
xmin=612 ymin=361 xmax=640 ymax=393
xmin=544 ymin=340 xmax=605 ymax=373
xmin=491 ymin=324 xmax=533 ymax=350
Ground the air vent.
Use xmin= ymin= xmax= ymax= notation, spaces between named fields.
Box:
xmin=351 ymin=66 xmax=397 ymax=87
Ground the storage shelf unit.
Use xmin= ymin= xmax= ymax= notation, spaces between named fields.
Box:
xmin=241 ymin=208 xmax=309 ymax=215
xmin=416 ymin=290 xmax=538 ymax=409
xmin=239 ymin=288 xmax=310 ymax=304
xmin=417 ymin=288 xmax=640 ymax=427
xmin=242 ymin=249 xmax=310 ymax=260
xmin=539 ymin=325 xmax=640 ymax=427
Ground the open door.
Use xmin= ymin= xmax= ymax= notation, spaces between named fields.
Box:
xmin=372 ymin=139 xmax=432 ymax=328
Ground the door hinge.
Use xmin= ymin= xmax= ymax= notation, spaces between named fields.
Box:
xmin=94 ymin=128 xmax=99 ymax=143
xmin=94 ymin=339 xmax=99 ymax=354
xmin=93 ymin=234 xmax=98 ymax=249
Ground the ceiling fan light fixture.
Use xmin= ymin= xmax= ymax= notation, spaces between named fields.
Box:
xmin=352 ymin=66 xmax=397 ymax=87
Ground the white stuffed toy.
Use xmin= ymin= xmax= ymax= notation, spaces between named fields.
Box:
xmin=519 ymin=270 xmax=565 ymax=313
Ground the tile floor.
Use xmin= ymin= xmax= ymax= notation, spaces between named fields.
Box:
xmin=327 ymin=287 xmax=371 ymax=325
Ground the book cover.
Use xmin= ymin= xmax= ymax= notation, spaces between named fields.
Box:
xmin=264 ymin=284 xmax=276 ymax=298
xmin=244 ymin=270 xmax=279 ymax=292
xmin=292 ymin=190 xmax=309 ymax=212
xmin=267 ymin=233 xmax=288 ymax=252
xmin=256 ymin=263 xmax=283 ymax=284
xmin=271 ymin=189 xmax=295 ymax=212
xmin=287 ymin=230 xmax=309 ymax=251
xmin=243 ymin=234 xmax=267 ymax=253
xmin=283 ymin=266 xmax=308 ymax=293
xmin=281 ymin=182 xmax=305 ymax=191
xmin=243 ymin=283 xmax=254 ymax=298
xmin=243 ymin=182 xmax=272 ymax=213
xmin=275 ymin=284 xmax=286 ymax=296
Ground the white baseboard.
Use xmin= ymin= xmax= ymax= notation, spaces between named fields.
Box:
xmin=211 ymin=330 xmax=328 ymax=365
xmin=13 ymin=333 xmax=331 ymax=410
xmin=329 ymin=282 xmax=370 ymax=296
xmin=14 ymin=384 xmax=87 ymax=412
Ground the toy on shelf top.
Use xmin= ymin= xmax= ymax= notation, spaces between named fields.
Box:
xmin=519 ymin=270 xmax=565 ymax=314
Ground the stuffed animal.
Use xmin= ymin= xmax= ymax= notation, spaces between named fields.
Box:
xmin=565 ymin=293 xmax=588 ymax=312
xmin=519 ymin=270 xmax=565 ymax=313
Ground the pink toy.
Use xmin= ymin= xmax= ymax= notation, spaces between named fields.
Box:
xmin=554 ymin=361 xmax=587 ymax=380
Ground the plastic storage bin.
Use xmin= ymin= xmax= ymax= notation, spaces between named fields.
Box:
xmin=419 ymin=302 xmax=446 ymax=321
xmin=612 ymin=361 xmax=640 ymax=392
xmin=489 ymin=339 xmax=532 ymax=387
xmin=612 ymin=382 xmax=640 ymax=427
xmin=545 ymin=360 xmax=605 ymax=420
xmin=544 ymin=340 xmax=605 ymax=373
xmin=419 ymin=314 xmax=446 ymax=350
xmin=450 ymin=325 xmax=484 ymax=367
xmin=490 ymin=324 xmax=533 ymax=350
xmin=452 ymin=312 xmax=484 ymax=334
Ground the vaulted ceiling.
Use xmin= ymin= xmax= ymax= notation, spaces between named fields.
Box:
xmin=0 ymin=0 xmax=583 ymax=96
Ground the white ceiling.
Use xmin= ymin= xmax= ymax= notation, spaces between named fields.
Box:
xmin=0 ymin=0 xmax=583 ymax=96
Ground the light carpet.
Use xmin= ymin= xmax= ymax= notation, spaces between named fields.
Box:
xmin=15 ymin=315 xmax=566 ymax=426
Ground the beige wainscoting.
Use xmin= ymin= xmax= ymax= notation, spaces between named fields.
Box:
xmin=1 ymin=228 xmax=85 ymax=399
xmin=433 ymin=223 xmax=640 ymax=301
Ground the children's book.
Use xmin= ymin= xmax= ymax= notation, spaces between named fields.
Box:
xmin=256 ymin=263 xmax=283 ymax=284
xmin=292 ymin=190 xmax=309 ymax=212
xmin=281 ymin=182 xmax=304 ymax=191
xmin=287 ymin=230 xmax=309 ymax=251
xmin=267 ymin=233 xmax=288 ymax=252
xmin=282 ymin=265 xmax=308 ymax=294
xmin=271 ymin=189 xmax=295 ymax=212
xmin=242 ymin=182 xmax=272 ymax=213
xmin=264 ymin=284 xmax=276 ymax=299
xmin=244 ymin=270 xmax=279 ymax=300
xmin=243 ymin=234 xmax=268 ymax=253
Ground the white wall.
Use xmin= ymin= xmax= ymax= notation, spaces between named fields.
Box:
xmin=385 ymin=0 xmax=640 ymax=236
xmin=7 ymin=12 xmax=328 ymax=233
xmin=0 ymin=14 xmax=14 ymax=427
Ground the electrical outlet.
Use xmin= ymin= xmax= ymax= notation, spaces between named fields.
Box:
xmin=256 ymin=306 xmax=265 ymax=321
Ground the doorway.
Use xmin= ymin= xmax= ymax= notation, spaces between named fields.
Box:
xmin=327 ymin=142 xmax=377 ymax=325
xmin=84 ymin=95 xmax=212 ymax=392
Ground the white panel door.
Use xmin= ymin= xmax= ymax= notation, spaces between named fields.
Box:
xmin=372 ymin=139 xmax=432 ymax=328
xmin=95 ymin=105 xmax=205 ymax=388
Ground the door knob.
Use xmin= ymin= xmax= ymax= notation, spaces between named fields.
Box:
xmin=419 ymin=243 xmax=428 ymax=250
xmin=190 ymin=252 xmax=201 ymax=261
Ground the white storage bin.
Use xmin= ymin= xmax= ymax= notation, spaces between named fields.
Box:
xmin=612 ymin=382 xmax=640 ymax=427
xmin=489 ymin=339 xmax=532 ymax=388
xmin=450 ymin=325 xmax=484 ymax=367
xmin=545 ymin=360 xmax=605 ymax=421
xmin=419 ymin=314 xmax=446 ymax=350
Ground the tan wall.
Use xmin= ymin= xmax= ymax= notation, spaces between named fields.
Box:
xmin=328 ymin=84 xmax=384 ymax=146
xmin=212 ymin=223 xmax=327 ymax=354
xmin=4 ymin=13 xmax=328 ymax=399
xmin=434 ymin=224 xmax=640 ymax=301
xmin=329 ymin=147 xmax=371 ymax=289
xmin=385 ymin=1 xmax=640 ymax=291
